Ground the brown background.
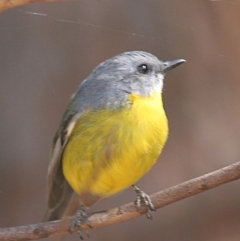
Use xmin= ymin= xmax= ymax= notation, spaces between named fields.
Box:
xmin=0 ymin=0 xmax=240 ymax=240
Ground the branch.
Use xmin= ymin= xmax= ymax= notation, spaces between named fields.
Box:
xmin=0 ymin=161 xmax=240 ymax=241
xmin=0 ymin=0 xmax=73 ymax=13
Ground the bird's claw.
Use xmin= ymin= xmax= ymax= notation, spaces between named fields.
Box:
xmin=132 ymin=185 xmax=156 ymax=219
xmin=69 ymin=206 xmax=91 ymax=239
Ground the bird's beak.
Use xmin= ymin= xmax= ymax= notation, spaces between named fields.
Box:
xmin=163 ymin=59 xmax=186 ymax=72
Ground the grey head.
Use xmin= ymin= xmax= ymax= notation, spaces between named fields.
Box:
xmin=66 ymin=51 xmax=185 ymax=116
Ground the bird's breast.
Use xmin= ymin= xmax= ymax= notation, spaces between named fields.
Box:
xmin=62 ymin=91 xmax=169 ymax=199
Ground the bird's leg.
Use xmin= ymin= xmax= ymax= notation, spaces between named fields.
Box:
xmin=132 ymin=185 xmax=156 ymax=219
xmin=70 ymin=205 xmax=91 ymax=239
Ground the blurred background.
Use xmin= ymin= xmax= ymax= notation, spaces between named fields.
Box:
xmin=1 ymin=0 xmax=240 ymax=240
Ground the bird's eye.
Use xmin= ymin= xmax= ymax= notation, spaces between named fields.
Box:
xmin=137 ymin=64 xmax=149 ymax=74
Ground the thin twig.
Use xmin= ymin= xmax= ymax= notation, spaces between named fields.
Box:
xmin=0 ymin=161 xmax=240 ymax=241
xmin=0 ymin=0 xmax=73 ymax=12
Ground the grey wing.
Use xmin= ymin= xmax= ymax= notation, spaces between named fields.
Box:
xmin=43 ymin=111 xmax=82 ymax=221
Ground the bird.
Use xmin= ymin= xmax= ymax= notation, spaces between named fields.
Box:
xmin=44 ymin=51 xmax=185 ymax=228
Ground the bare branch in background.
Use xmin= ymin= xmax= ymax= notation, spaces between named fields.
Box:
xmin=0 ymin=0 xmax=73 ymax=12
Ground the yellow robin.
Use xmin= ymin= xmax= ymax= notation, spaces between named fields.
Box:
xmin=44 ymin=51 xmax=185 ymax=224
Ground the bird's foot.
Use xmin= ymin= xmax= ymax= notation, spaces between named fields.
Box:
xmin=69 ymin=205 xmax=91 ymax=239
xmin=132 ymin=185 xmax=156 ymax=219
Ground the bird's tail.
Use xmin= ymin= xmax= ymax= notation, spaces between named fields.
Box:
xmin=43 ymin=185 xmax=80 ymax=222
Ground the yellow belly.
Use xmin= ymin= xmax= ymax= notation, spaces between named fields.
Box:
xmin=62 ymin=92 xmax=168 ymax=198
